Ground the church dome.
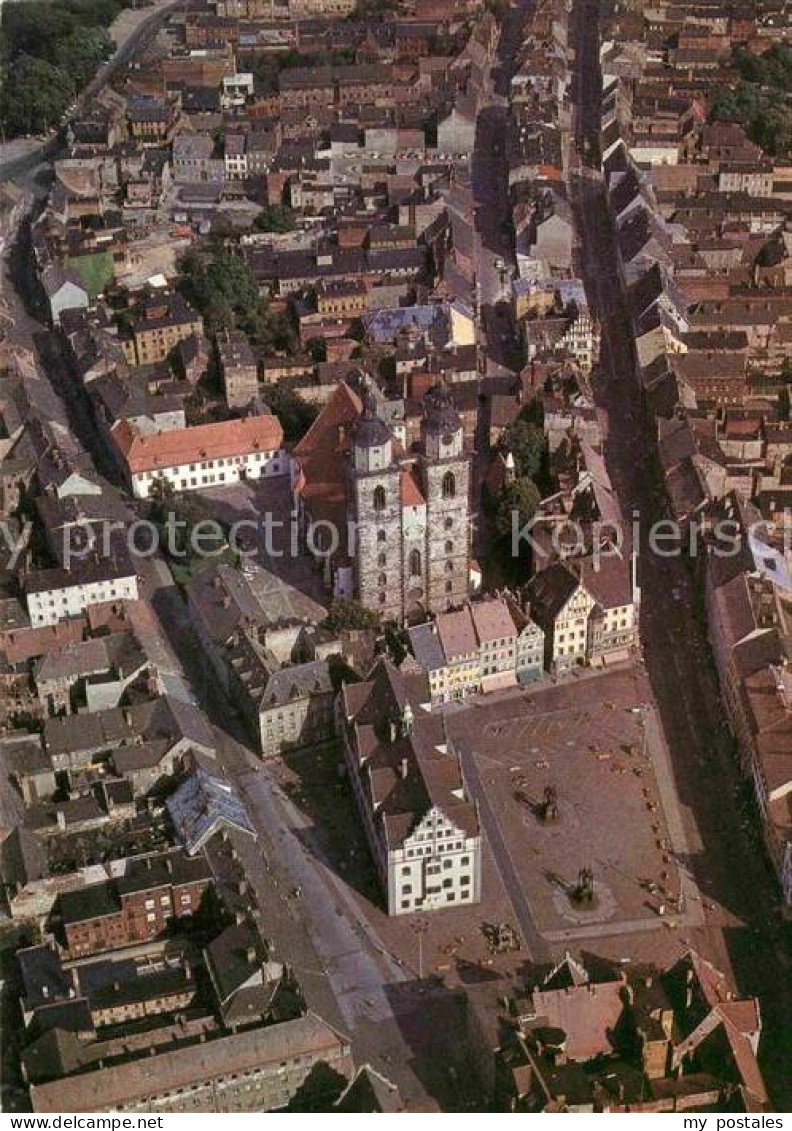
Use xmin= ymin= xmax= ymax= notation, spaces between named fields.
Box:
xmin=353 ymin=390 xmax=392 ymax=449
xmin=424 ymin=382 xmax=461 ymax=435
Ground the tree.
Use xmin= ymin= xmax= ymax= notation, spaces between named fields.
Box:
xmin=325 ymin=597 xmax=382 ymax=633
xmin=493 ymin=478 xmax=541 ymax=542
xmin=0 ymin=0 xmax=124 ymax=137
xmin=0 ymin=54 xmax=74 ymax=135
xmin=711 ymin=46 xmax=792 ymax=158
xmin=260 ymin=383 xmax=317 ymax=444
xmin=502 ymin=416 xmax=547 ymax=480
xmin=179 ymin=250 xmax=261 ymax=332
xmin=148 ymin=478 xmax=226 ymax=563
xmin=254 ymin=204 xmax=297 ymax=233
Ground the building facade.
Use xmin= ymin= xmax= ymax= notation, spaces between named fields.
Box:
xmin=338 ymin=659 xmax=482 ymax=916
xmin=408 ymin=596 xmax=546 ymax=705
xmin=30 ymin=1012 xmax=353 ymax=1113
xmin=348 ymin=384 xmax=471 ymax=623
xmin=218 ymin=328 xmax=258 ymax=409
xmin=26 ymin=562 xmax=139 ymax=628
xmin=113 ymin=415 xmax=287 ymax=498
xmin=58 ymin=850 xmax=212 ymax=958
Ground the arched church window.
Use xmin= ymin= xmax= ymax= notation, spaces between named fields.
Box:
xmin=373 ymin=486 xmax=386 ymax=511
xmin=442 ymin=471 xmax=456 ymax=499
xmin=408 ymin=549 xmax=422 ymax=577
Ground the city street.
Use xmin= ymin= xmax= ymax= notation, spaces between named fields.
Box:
xmin=471 ymin=0 xmax=533 ymax=377
xmin=570 ymin=0 xmax=792 ymax=1106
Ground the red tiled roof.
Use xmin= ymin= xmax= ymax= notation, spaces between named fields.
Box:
xmin=114 ymin=416 xmax=284 ymax=474
xmin=437 ymin=607 xmax=477 ymax=660
xmin=293 ymin=381 xmax=363 ymax=527
xmin=401 ymin=465 xmax=425 ymax=507
xmin=470 ymin=597 xmax=516 ymax=644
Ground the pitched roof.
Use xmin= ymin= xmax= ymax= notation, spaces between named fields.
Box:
xmin=115 ymin=415 xmax=284 ymax=474
xmin=30 ymin=1012 xmax=350 ymax=1113
xmin=292 ymin=381 xmax=362 ymax=528
xmin=343 ymin=659 xmax=477 ymax=850
xmin=436 ymin=606 xmax=477 ymax=660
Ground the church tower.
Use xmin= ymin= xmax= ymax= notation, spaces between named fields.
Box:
xmin=421 ymin=384 xmax=471 ymax=613
xmin=349 ymin=391 xmax=404 ymax=623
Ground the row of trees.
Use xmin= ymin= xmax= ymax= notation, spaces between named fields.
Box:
xmin=0 ymin=0 xmax=125 ymax=137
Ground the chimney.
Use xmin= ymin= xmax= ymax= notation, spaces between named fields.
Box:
xmin=55 ymin=810 xmax=66 ymax=831
xmin=400 ymin=757 xmax=409 ymax=780
xmin=246 ymin=945 xmax=257 ymax=964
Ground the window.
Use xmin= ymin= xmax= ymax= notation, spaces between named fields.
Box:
xmin=442 ymin=471 xmax=456 ymax=499
xmin=373 ymin=485 xmax=386 ymax=511
xmin=378 ymin=552 xmax=387 ymax=567
xmin=445 ymin=540 xmax=453 ymax=553
xmin=408 ymin=548 xmax=421 ymax=577
xmin=445 ymin=581 xmax=453 ymax=593
xmin=377 ymin=529 xmax=387 ymax=542
xmin=378 ymin=572 xmax=387 ymax=586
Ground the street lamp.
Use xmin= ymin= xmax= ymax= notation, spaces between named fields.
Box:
xmin=411 ymin=916 xmax=429 ymax=981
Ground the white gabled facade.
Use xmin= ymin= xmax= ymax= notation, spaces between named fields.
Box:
xmin=388 ymin=805 xmax=482 ymax=915
xmin=551 ymin=583 xmax=597 ymax=671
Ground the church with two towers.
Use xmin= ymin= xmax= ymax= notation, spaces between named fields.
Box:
xmin=292 ymin=378 xmax=472 ymax=624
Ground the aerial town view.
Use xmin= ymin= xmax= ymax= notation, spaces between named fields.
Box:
xmin=0 ymin=0 xmax=791 ymax=1118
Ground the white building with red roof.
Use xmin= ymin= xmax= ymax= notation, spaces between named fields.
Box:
xmin=112 ymin=415 xmax=288 ymax=498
